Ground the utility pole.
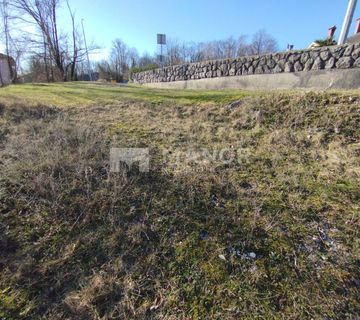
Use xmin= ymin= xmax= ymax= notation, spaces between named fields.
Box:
xmin=81 ymin=18 xmax=93 ymax=81
xmin=338 ymin=0 xmax=358 ymax=45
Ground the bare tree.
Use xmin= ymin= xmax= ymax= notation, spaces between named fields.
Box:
xmin=249 ymin=29 xmax=278 ymax=55
xmin=110 ymin=38 xmax=129 ymax=81
xmin=128 ymin=47 xmax=139 ymax=68
xmin=187 ymin=42 xmax=205 ymax=63
xmin=10 ymin=0 xmax=66 ymax=79
xmin=100 ymin=30 xmax=277 ymax=81
xmin=223 ymin=37 xmax=238 ymax=58
xmin=236 ymin=35 xmax=250 ymax=57
xmin=65 ymin=0 xmax=79 ymax=81
xmin=9 ymin=0 xmax=95 ymax=82
xmin=170 ymin=35 xmax=249 ymax=63
xmin=166 ymin=38 xmax=184 ymax=65
xmin=96 ymin=59 xmax=114 ymax=81
xmin=138 ymin=52 xmax=156 ymax=68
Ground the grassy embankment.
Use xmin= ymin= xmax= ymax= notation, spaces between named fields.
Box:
xmin=0 ymin=83 xmax=359 ymax=319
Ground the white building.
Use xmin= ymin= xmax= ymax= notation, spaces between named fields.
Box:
xmin=0 ymin=53 xmax=16 ymax=86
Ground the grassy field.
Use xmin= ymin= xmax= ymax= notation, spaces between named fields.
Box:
xmin=0 ymin=83 xmax=359 ymax=319
xmin=0 ymin=82 xmax=252 ymax=107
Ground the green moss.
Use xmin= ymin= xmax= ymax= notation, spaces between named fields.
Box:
xmin=0 ymin=287 xmax=33 ymax=319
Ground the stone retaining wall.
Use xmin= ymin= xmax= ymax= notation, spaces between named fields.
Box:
xmin=133 ymin=43 xmax=360 ymax=84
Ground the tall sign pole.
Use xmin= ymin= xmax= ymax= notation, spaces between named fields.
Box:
xmin=338 ymin=0 xmax=358 ymax=45
xmin=81 ymin=19 xmax=93 ymax=81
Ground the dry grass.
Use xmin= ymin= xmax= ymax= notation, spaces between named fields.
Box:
xmin=0 ymin=84 xmax=359 ymax=319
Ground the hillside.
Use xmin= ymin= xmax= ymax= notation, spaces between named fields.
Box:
xmin=0 ymin=83 xmax=359 ymax=319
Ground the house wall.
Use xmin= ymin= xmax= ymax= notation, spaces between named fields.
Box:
xmin=0 ymin=58 xmax=12 ymax=86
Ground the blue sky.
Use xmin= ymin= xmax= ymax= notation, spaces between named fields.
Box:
xmin=58 ymin=0 xmax=360 ymax=60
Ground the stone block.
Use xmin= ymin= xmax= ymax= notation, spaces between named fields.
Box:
xmin=304 ymin=58 xmax=314 ymax=71
xmin=320 ymin=50 xmax=331 ymax=61
xmin=134 ymin=44 xmax=358 ymax=84
xmin=336 ymin=57 xmax=353 ymax=69
xmin=344 ymin=44 xmax=354 ymax=56
xmin=294 ymin=61 xmax=303 ymax=72
xmin=353 ymin=57 xmax=360 ymax=68
xmin=285 ymin=62 xmax=294 ymax=72
xmin=352 ymin=48 xmax=360 ymax=60
xmin=229 ymin=68 xmax=236 ymax=76
xmin=312 ymin=57 xmax=324 ymax=70
xmin=325 ymin=57 xmax=336 ymax=69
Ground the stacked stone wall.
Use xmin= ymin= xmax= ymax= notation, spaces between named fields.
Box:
xmin=133 ymin=44 xmax=360 ymax=84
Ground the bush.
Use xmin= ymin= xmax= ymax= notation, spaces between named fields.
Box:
xmin=314 ymin=38 xmax=337 ymax=47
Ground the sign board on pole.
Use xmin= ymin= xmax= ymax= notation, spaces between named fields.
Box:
xmin=157 ymin=34 xmax=166 ymax=45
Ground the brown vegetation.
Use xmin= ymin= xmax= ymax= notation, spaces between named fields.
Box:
xmin=0 ymin=84 xmax=359 ymax=319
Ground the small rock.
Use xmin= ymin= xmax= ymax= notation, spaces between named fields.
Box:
xmin=317 ymin=226 xmax=337 ymax=252
xmin=349 ymin=96 xmax=356 ymax=103
xmin=225 ymin=100 xmax=243 ymax=111
xmin=211 ymin=195 xmax=225 ymax=209
xmin=199 ymin=230 xmax=209 ymax=240
xmin=218 ymin=254 xmax=226 ymax=261
xmin=240 ymin=181 xmax=252 ymax=189
xmin=249 ymin=252 xmax=257 ymax=259
xmin=249 ymin=265 xmax=258 ymax=274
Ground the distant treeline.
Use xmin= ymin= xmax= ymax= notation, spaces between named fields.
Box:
xmin=0 ymin=0 xmax=278 ymax=83
xmin=97 ymin=29 xmax=279 ymax=82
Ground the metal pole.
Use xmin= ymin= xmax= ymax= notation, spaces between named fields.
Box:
xmin=81 ymin=19 xmax=93 ymax=81
xmin=338 ymin=0 xmax=358 ymax=45
xmin=161 ymin=44 xmax=163 ymax=66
